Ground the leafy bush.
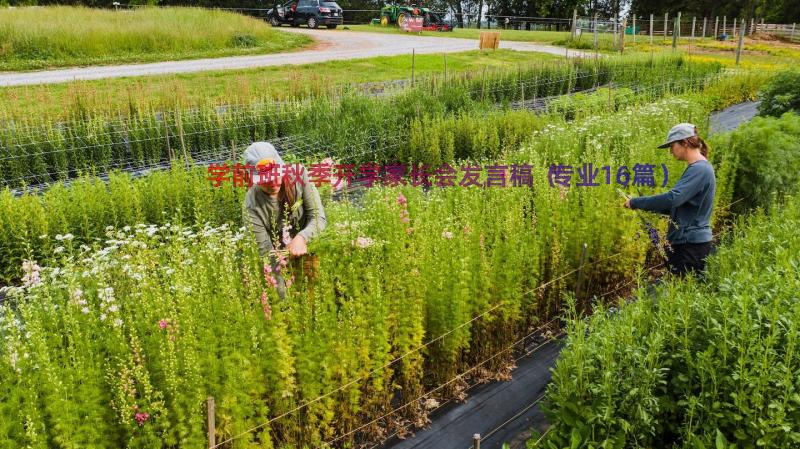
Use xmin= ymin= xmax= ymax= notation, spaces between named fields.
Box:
xmin=542 ymin=192 xmax=800 ymax=448
xmin=709 ymin=112 xmax=800 ymax=212
xmin=757 ymin=70 xmax=800 ymax=117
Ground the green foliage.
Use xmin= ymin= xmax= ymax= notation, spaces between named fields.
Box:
xmin=757 ymin=70 xmax=800 ymax=117
xmin=708 ymin=112 xmax=800 ymax=213
xmin=0 ymin=90 xmax=750 ymax=448
xmin=541 ymin=191 xmax=800 ymax=448
xmin=0 ymin=54 xmax=722 ymax=190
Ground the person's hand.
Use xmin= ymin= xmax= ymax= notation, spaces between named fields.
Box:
xmin=623 ymin=198 xmax=632 ymax=209
xmin=286 ymin=234 xmax=307 ymax=257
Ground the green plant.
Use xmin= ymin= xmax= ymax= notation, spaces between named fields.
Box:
xmin=757 ymin=69 xmax=800 ymax=117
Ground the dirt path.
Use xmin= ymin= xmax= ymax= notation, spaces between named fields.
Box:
xmin=0 ymin=28 xmax=587 ymax=87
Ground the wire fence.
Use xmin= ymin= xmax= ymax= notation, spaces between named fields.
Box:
xmin=3 ymin=70 xmax=720 ymax=194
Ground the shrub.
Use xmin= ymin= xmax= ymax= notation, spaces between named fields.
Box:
xmin=757 ymin=69 xmax=800 ymax=117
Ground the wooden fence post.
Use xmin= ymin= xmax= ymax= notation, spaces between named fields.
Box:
xmin=723 ymin=16 xmax=726 ymax=36
xmin=791 ymin=23 xmax=796 ymax=41
xmin=702 ymin=17 xmax=707 ymax=38
xmin=733 ymin=18 xmax=737 ymax=38
xmin=664 ymin=12 xmax=668 ymax=42
xmin=649 ymin=14 xmax=654 ymax=44
xmin=632 ymin=15 xmax=636 ymax=43
xmin=672 ymin=13 xmax=680 ymax=50
xmin=473 ymin=433 xmax=481 ymax=449
xmin=691 ymin=16 xmax=696 ymax=43
xmin=620 ymin=18 xmax=627 ymax=53
xmin=570 ymin=8 xmax=577 ymax=39
xmin=714 ymin=16 xmax=718 ymax=39
xmin=735 ymin=18 xmax=746 ymax=65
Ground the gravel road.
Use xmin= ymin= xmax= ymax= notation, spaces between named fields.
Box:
xmin=0 ymin=27 xmax=586 ymax=87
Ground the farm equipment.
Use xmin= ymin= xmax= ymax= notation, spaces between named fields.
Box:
xmin=371 ymin=2 xmax=453 ymax=31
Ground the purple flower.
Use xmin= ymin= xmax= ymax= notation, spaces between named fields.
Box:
xmin=397 ymin=193 xmax=407 ymax=206
xmin=158 ymin=319 xmax=168 ymax=330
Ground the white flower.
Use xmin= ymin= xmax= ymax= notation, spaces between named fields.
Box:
xmin=442 ymin=231 xmax=454 ymax=240
xmin=353 ymin=237 xmax=375 ymax=249
xmin=108 ymin=305 xmax=119 ymax=313
xmin=113 ymin=318 xmax=123 ymax=327
xmin=55 ymin=234 xmax=64 ymax=241
xmin=54 ymin=246 xmax=65 ymax=254
xmin=99 ymin=313 xmax=107 ymax=321
xmin=63 ymin=233 xmax=74 ymax=241
xmin=98 ymin=287 xmax=115 ymax=303
xmin=81 ymin=307 xmax=90 ymax=314
xmin=105 ymin=225 xmax=115 ymax=232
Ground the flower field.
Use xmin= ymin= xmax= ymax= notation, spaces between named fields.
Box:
xmin=0 ymin=52 xmax=792 ymax=449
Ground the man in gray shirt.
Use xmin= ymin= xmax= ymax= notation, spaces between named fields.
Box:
xmin=242 ymin=142 xmax=327 ymax=299
xmin=624 ymin=123 xmax=716 ymax=277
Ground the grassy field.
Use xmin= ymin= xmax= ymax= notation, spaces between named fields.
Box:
xmin=344 ymin=24 xmax=570 ymax=43
xmin=0 ymin=49 xmax=557 ymax=119
xmin=347 ymin=24 xmax=800 ymax=69
xmin=0 ymin=6 xmax=312 ymax=71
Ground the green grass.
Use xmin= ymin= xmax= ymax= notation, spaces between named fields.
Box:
xmin=0 ymin=6 xmax=312 ymax=71
xmin=0 ymin=49 xmax=557 ymax=119
xmin=343 ymin=24 xmax=569 ymax=43
xmin=345 ymin=24 xmax=800 ymax=70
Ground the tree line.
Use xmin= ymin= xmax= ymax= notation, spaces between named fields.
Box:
xmin=1 ymin=0 xmax=797 ymax=29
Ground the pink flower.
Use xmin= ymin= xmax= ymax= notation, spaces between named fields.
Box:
xmin=158 ymin=320 xmax=168 ymax=330
xmin=353 ymin=236 xmax=375 ymax=248
xmin=463 ymin=226 xmax=471 ymax=234
xmin=397 ymin=193 xmax=407 ymax=206
xmin=282 ymin=224 xmax=292 ymax=246
xmin=134 ymin=412 xmax=150 ymax=426
xmin=260 ymin=291 xmax=272 ymax=320
xmin=285 ymin=275 xmax=295 ymax=288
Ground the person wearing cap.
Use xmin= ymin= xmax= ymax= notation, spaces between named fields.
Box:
xmin=242 ymin=142 xmax=326 ymax=299
xmin=623 ymin=123 xmax=716 ymax=277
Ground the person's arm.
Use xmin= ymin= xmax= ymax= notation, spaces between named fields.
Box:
xmin=296 ymin=169 xmax=327 ymax=242
xmin=630 ymin=165 xmax=707 ymax=213
xmin=243 ymin=205 xmax=275 ymax=258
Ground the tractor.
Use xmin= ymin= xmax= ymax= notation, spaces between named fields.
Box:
xmin=373 ymin=2 xmax=453 ymax=31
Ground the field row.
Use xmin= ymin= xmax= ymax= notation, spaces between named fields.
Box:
xmin=0 ymin=56 xmax=724 ymax=190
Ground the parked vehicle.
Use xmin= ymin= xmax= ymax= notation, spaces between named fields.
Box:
xmin=267 ymin=0 xmax=343 ymax=29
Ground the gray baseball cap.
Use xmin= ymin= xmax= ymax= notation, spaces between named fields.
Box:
xmin=243 ymin=141 xmax=284 ymax=167
xmin=658 ymin=123 xmax=697 ymax=148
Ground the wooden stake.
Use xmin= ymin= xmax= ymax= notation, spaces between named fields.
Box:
xmin=735 ymin=18 xmax=746 ymax=65
xmin=714 ymin=16 xmax=718 ymax=39
xmin=664 ymin=13 xmax=668 ymax=42
xmin=632 ymin=15 xmax=636 ymax=44
xmin=207 ymin=397 xmax=216 ymax=449
xmin=473 ymin=433 xmax=481 ymax=449
xmin=411 ymin=49 xmax=415 ymax=86
xmin=649 ymin=14 xmax=654 ymax=44
xmin=702 ymin=17 xmax=707 ymax=39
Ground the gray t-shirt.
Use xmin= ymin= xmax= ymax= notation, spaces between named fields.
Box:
xmin=630 ymin=159 xmax=715 ymax=244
